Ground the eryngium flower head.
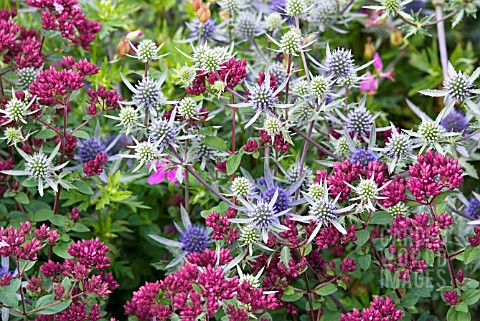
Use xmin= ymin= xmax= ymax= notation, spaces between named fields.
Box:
xmin=179 ymin=225 xmax=211 ymax=253
xmin=175 ymin=66 xmax=197 ymax=88
xmin=190 ymin=19 xmax=216 ymax=41
xmin=269 ymin=61 xmax=287 ymax=86
xmin=325 ymin=48 xmax=355 ymax=79
xmin=294 ymin=80 xmax=310 ymax=97
xmin=264 ymin=117 xmax=281 ymax=137
xmin=17 ymin=67 xmax=39 ymax=89
xmin=262 ymin=185 xmax=290 ymax=212
xmin=249 ymin=83 xmax=277 ymax=112
xmin=383 ymin=0 xmax=401 ymax=14
xmin=200 ymin=48 xmax=221 ymax=72
xmin=218 ymin=0 xmax=243 ymax=12
xmin=1 ymin=94 xmax=36 ymax=124
xmin=266 ymin=12 xmax=283 ymax=31
xmin=286 ymin=163 xmax=312 ymax=190
xmin=439 ymin=110 xmax=469 ymax=132
xmin=387 ymin=202 xmax=409 ymax=216
xmin=231 ymin=177 xmax=254 ymax=197
xmin=356 ymin=177 xmax=379 ymax=201
xmin=239 ymin=225 xmax=259 ymax=245
xmin=1 ymin=145 xmax=66 ymax=197
xmin=309 ymin=199 xmax=339 ymax=226
xmin=249 ymin=200 xmax=277 ymax=233
xmin=236 ymin=13 xmax=261 ymax=40
xmin=385 ymin=131 xmax=413 ymax=159
xmin=149 ymin=118 xmax=177 ymax=152
xmin=133 ymin=78 xmax=164 ymax=110
xmin=307 ymin=182 xmax=324 ymax=199
xmin=310 ymin=75 xmax=329 ymax=99
xmin=135 ymin=141 xmax=158 ymax=166
xmin=280 ymin=28 xmax=302 ymax=55
xmin=418 ymin=121 xmax=445 ymax=143
xmin=3 ymin=127 xmax=23 ymax=145
xmin=178 ymin=97 xmax=198 ymax=118
xmin=443 ymin=70 xmax=475 ymax=101
xmin=350 ymin=147 xmax=377 ymax=167
xmin=286 ymin=0 xmax=307 ymax=16
xmin=119 ymin=106 xmax=140 ymax=130
xmin=134 ymin=39 xmax=163 ymax=63
xmin=335 ymin=137 xmax=351 ymax=157
xmin=347 ymin=107 xmax=374 ymax=139
xmin=77 ymin=139 xmax=105 ymax=163
xmin=466 ymin=197 xmax=480 ymax=219
xmin=311 ymin=0 xmax=337 ymax=31
xmin=27 ymin=152 xmax=54 ymax=180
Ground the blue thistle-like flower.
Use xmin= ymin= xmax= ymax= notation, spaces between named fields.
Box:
xmin=149 ymin=118 xmax=178 ymax=152
xmin=262 ymin=185 xmax=290 ymax=213
xmin=346 ymin=107 xmax=374 ymax=139
xmin=443 ymin=70 xmax=475 ymax=101
xmin=186 ymin=19 xmax=221 ymax=43
xmin=179 ymin=225 xmax=211 ymax=253
xmin=249 ymin=83 xmax=277 ymax=112
xmin=133 ymin=78 xmax=165 ymax=110
xmin=325 ymin=48 xmax=355 ymax=78
xmin=350 ymin=147 xmax=377 ymax=167
xmin=466 ymin=197 xmax=480 ymax=219
xmin=77 ymin=139 xmax=105 ymax=163
xmin=439 ymin=110 xmax=469 ymax=133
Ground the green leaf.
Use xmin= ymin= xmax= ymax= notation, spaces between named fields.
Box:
xmin=462 ymin=288 xmax=480 ymax=306
xmin=0 ymin=279 xmax=21 ymax=307
xmin=447 ymin=307 xmax=470 ymax=321
xmin=455 ymin=302 xmax=469 ymax=313
xmin=226 ymin=153 xmax=242 ymax=175
xmin=70 ymin=223 xmax=90 ymax=233
xmin=53 ymin=241 xmax=73 ymax=259
xmin=355 ymin=229 xmax=370 ymax=246
xmin=35 ymin=129 xmax=58 ymax=139
xmin=14 ymin=192 xmax=30 ymax=204
xmin=368 ymin=211 xmax=394 ymax=225
xmin=358 ymin=254 xmax=371 ymax=270
xmin=73 ymin=180 xmax=94 ymax=195
xmin=315 ymin=283 xmax=337 ymax=296
xmin=400 ymin=293 xmax=419 ymax=308
xmin=420 ymin=249 xmax=435 ymax=266
xmin=280 ymin=246 xmax=292 ymax=267
xmin=35 ymin=294 xmax=72 ymax=315
xmin=71 ymin=130 xmax=90 ymax=139
xmin=464 ymin=246 xmax=480 ymax=264
xmin=49 ymin=215 xmax=68 ymax=227
xmin=281 ymin=291 xmax=303 ymax=302
xmin=31 ymin=209 xmax=53 ymax=222
xmin=201 ymin=136 xmax=228 ymax=152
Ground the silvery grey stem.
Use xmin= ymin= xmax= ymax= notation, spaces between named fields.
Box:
xmin=434 ymin=2 xmax=448 ymax=78
xmin=169 ymin=146 xmax=236 ymax=208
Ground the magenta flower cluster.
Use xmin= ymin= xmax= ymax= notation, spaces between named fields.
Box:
xmin=125 ymin=248 xmax=278 ymax=321
xmin=339 ymin=296 xmax=403 ymax=321
xmin=27 ymin=0 xmax=101 ymax=50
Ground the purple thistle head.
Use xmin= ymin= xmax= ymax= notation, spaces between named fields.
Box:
xmin=439 ymin=110 xmax=469 ymax=133
xmin=77 ymin=139 xmax=105 ymax=163
xmin=262 ymin=185 xmax=290 ymax=212
xmin=466 ymin=197 xmax=480 ymax=219
xmin=346 ymin=107 xmax=374 ymax=139
xmin=350 ymin=147 xmax=377 ymax=167
xmin=186 ymin=19 xmax=218 ymax=43
xmin=179 ymin=225 xmax=211 ymax=253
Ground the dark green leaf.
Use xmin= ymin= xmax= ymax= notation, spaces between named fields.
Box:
xmin=369 ymin=211 xmax=394 ymax=225
xmin=400 ymin=293 xmax=419 ymax=308
xmin=447 ymin=307 xmax=470 ymax=321
xmin=355 ymin=229 xmax=370 ymax=246
xmin=358 ymin=254 xmax=371 ymax=270
xmin=464 ymin=246 xmax=480 ymax=264
xmin=53 ymin=242 xmax=73 ymax=259
xmin=71 ymin=130 xmax=90 ymax=139
xmin=315 ymin=283 xmax=337 ymax=296
xmin=14 ymin=192 xmax=30 ymax=204
xmin=70 ymin=223 xmax=90 ymax=233
xmin=31 ymin=209 xmax=53 ymax=222
xmin=35 ymin=129 xmax=58 ymax=139
xmin=226 ymin=153 xmax=242 ymax=175
xmin=201 ymin=136 xmax=228 ymax=152
xmin=73 ymin=180 xmax=94 ymax=195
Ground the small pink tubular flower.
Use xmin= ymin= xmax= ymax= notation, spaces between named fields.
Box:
xmin=147 ymin=161 xmax=184 ymax=185
xmin=360 ymin=72 xmax=378 ymax=93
